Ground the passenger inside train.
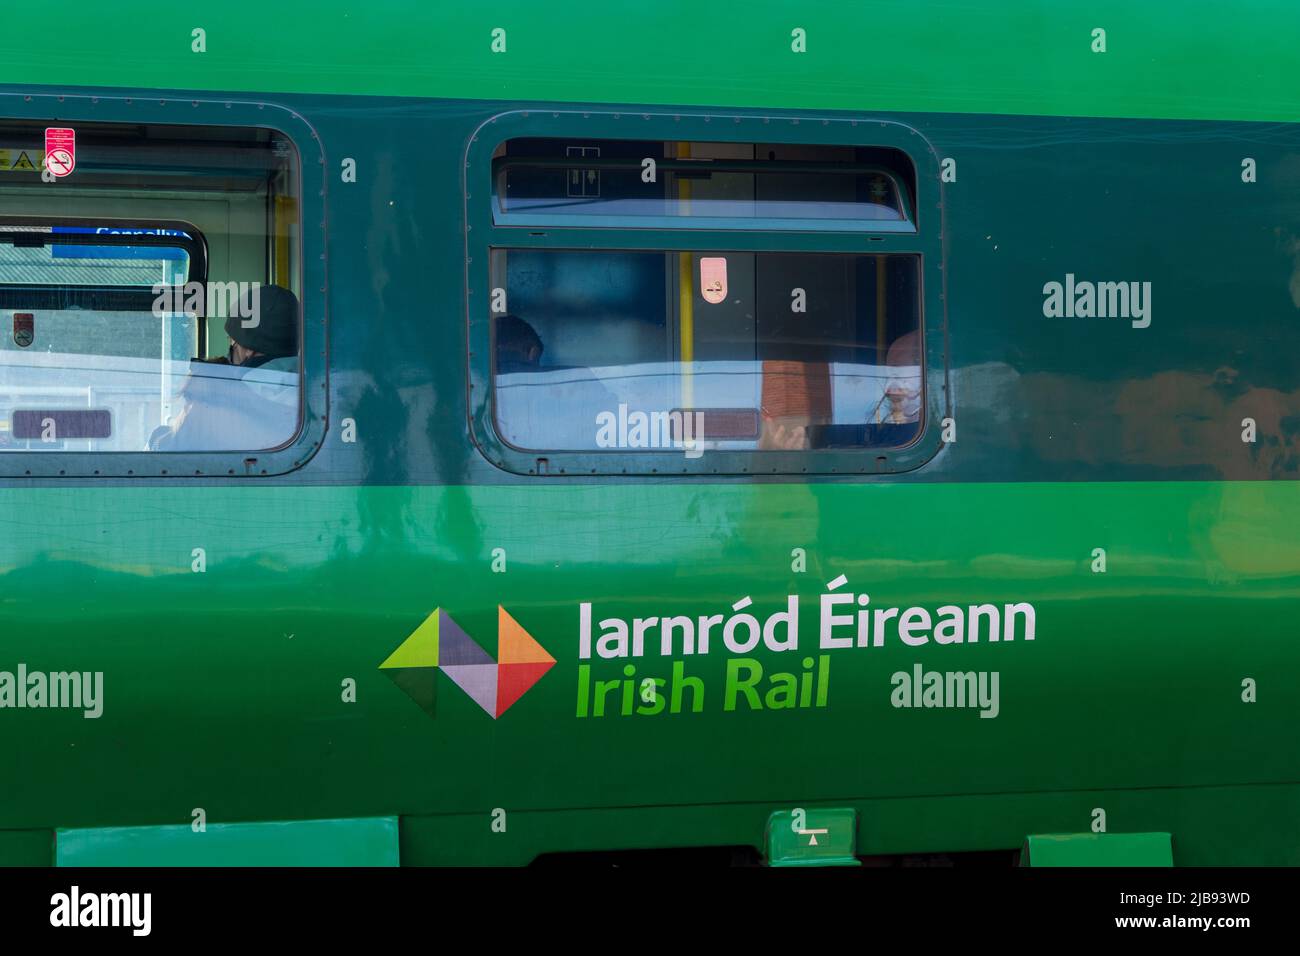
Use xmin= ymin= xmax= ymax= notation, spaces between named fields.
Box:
xmin=148 ymin=285 xmax=300 ymax=452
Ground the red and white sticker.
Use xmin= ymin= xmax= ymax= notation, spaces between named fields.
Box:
xmin=700 ymin=257 xmax=728 ymax=304
xmin=44 ymin=127 xmax=75 ymax=178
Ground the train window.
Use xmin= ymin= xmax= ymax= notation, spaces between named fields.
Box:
xmin=0 ymin=119 xmax=302 ymax=454
xmin=494 ymin=138 xmax=915 ymax=233
xmin=467 ymin=112 xmax=944 ymax=477
xmin=491 ymin=249 xmax=921 ymax=453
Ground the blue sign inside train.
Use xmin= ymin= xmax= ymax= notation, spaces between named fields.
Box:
xmin=49 ymin=226 xmax=189 ymax=261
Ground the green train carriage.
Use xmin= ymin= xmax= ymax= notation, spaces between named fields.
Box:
xmin=0 ymin=1 xmax=1297 ymax=866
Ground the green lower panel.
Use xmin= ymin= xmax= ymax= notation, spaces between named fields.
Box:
xmin=1021 ymin=832 xmax=1173 ymax=867
xmin=56 ymin=817 xmax=398 ymax=867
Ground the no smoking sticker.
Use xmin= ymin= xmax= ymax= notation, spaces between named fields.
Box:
xmin=700 ymin=257 xmax=728 ymax=304
xmin=13 ymin=313 xmax=34 ymax=348
xmin=44 ymin=128 xmax=75 ymax=178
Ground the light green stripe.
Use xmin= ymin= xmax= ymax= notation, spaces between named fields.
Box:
xmin=1 ymin=1 xmax=1297 ymax=122
xmin=57 ymin=816 xmax=399 ymax=866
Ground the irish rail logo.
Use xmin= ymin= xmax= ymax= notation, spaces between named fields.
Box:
xmin=379 ymin=607 xmax=554 ymax=719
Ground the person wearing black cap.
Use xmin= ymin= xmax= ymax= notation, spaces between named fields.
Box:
xmin=224 ymin=284 xmax=299 ymax=370
xmin=149 ymin=284 xmax=300 ymax=451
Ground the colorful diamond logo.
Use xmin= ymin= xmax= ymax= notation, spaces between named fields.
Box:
xmin=379 ymin=606 xmax=554 ymax=719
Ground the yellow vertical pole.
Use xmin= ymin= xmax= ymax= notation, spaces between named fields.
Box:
xmin=677 ymin=142 xmax=694 ymax=411
xmin=274 ymin=195 xmax=295 ymax=288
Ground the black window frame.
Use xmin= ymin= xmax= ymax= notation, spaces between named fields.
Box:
xmin=464 ymin=109 xmax=948 ymax=478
